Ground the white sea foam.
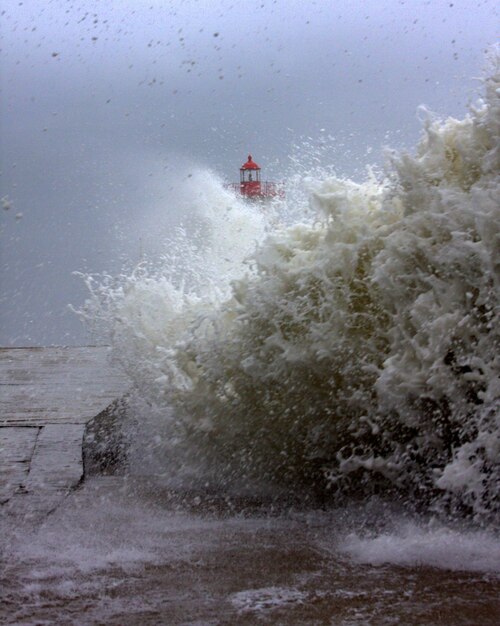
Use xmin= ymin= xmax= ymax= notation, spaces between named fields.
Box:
xmin=342 ymin=522 xmax=500 ymax=573
xmin=80 ymin=54 xmax=500 ymax=519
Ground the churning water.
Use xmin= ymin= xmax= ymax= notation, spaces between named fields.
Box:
xmin=2 ymin=58 xmax=500 ymax=625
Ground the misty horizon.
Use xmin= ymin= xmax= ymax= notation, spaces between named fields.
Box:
xmin=1 ymin=0 xmax=498 ymax=345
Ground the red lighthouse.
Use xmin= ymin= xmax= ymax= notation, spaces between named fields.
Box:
xmin=226 ymin=155 xmax=283 ymax=200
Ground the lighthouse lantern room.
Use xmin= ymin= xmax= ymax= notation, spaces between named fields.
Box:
xmin=240 ymin=155 xmax=262 ymax=198
xmin=226 ymin=154 xmax=283 ymax=201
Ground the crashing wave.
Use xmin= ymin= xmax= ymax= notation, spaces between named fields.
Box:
xmin=81 ymin=56 xmax=500 ymax=521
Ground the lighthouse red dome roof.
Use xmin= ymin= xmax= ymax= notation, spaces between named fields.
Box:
xmin=240 ymin=154 xmax=261 ymax=170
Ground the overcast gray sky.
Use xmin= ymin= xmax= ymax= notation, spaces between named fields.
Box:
xmin=1 ymin=0 xmax=498 ymax=346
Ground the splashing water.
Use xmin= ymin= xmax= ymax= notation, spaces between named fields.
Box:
xmin=81 ymin=58 xmax=500 ymax=521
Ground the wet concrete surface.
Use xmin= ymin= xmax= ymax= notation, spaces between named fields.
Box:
xmin=0 ymin=347 xmax=129 ymax=520
xmin=1 ymin=477 xmax=499 ymax=626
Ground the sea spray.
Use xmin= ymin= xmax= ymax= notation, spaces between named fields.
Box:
xmin=80 ymin=59 xmax=500 ymax=520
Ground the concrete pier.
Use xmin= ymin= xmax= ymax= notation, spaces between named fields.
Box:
xmin=0 ymin=346 xmax=129 ymax=519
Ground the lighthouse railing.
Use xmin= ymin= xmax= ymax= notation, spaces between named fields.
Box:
xmin=223 ymin=181 xmax=285 ymax=198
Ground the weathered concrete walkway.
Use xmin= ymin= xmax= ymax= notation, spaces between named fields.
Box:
xmin=0 ymin=346 xmax=129 ymax=520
